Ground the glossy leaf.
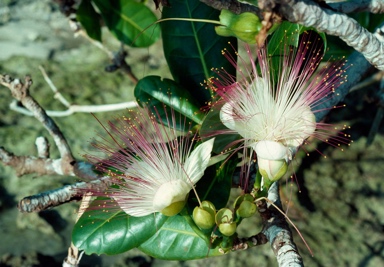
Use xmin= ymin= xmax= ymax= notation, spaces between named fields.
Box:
xmin=267 ymin=21 xmax=326 ymax=85
xmin=138 ymin=213 xmax=222 ymax=260
xmin=161 ymin=0 xmax=237 ymax=106
xmin=72 ymin=199 xmax=168 ymax=255
xmin=200 ymin=105 xmax=241 ymax=154
xmin=77 ymin=0 xmax=102 ymax=42
xmin=92 ymin=0 xmax=160 ymax=47
xmin=134 ymin=75 xmax=204 ymax=128
xmin=268 ymin=21 xmax=327 ymax=53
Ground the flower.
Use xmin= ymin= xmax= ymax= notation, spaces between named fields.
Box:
xmin=86 ymin=107 xmax=214 ymax=217
xmin=211 ymin=32 xmax=347 ymax=182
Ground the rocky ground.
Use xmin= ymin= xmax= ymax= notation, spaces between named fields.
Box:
xmin=0 ymin=1 xmax=383 ymax=267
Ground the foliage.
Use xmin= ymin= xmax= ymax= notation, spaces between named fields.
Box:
xmin=71 ymin=0 xmax=383 ymax=262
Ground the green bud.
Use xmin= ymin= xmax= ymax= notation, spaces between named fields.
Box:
xmin=219 ymin=222 xmax=237 ymax=237
xmin=233 ymin=194 xmax=254 ymax=209
xmin=193 ymin=201 xmax=216 ymax=230
xmin=236 ymin=200 xmax=256 ymax=218
xmin=258 ymin=158 xmax=288 ymax=182
xmin=215 ymin=10 xmax=262 ymax=44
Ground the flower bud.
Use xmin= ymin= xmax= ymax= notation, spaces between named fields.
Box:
xmin=218 ymin=222 xmax=237 ymax=237
xmin=215 ymin=10 xmax=261 ymax=44
xmin=216 ymin=208 xmax=237 ymax=236
xmin=254 ymin=140 xmax=289 ymax=182
xmin=192 ymin=201 xmax=216 ymax=230
xmin=236 ymin=200 xmax=256 ymax=218
xmin=258 ymin=158 xmax=288 ymax=182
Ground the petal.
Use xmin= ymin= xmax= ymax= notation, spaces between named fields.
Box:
xmin=152 ymin=179 xmax=191 ymax=211
xmin=254 ymin=140 xmax=288 ymax=161
xmin=220 ymin=102 xmax=255 ymax=139
xmin=183 ymin=138 xmax=215 ymax=184
xmin=220 ymin=102 xmax=237 ymax=131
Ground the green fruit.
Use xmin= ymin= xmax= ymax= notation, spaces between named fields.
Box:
xmin=218 ymin=222 xmax=237 ymax=236
xmin=236 ymin=200 xmax=256 ymax=218
xmin=193 ymin=206 xmax=216 ymax=230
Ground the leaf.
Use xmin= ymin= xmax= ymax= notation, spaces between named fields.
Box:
xmin=267 ymin=21 xmax=326 ymax=85
xmin=268 ymin=21 xmax=327 ymax=53
xmin=92 ymin=0 xmax=160 ymax=47
xmin=161 ymin=0 xmax=237 ymax=106
xmin=138 ymin=213 xmax=222 ymax=260
xmin=72 ymin=199 xmax=168 ymax=255
xmin=77 ymin=0 xmax=102 ymax=42
xmin=200 ymin=105 xmax=241 ymax=154
xmin=134 ymin=75 xmax=204 ymax=128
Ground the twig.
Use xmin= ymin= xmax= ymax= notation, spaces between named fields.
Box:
xmin=0 ymin=75 xmax=74 ymax=165
xmin=68 ymin=19 xmax=140 ymax=83
xmin=200 ymin=0 xmax=263 ymax=17
xmin=63 ymin=194 xmax=92 ymax=267
xmin=35 ymin=136 xmax=50 ymax=158
xmin=0 ymin=146 xmax=73 ymax=177
xmin=18 ymin=176 xmax=112 ymax=213
xmin=328 ymin=0 xmax=384 ymax=13
xmin=10 ymin=99 xmax=138 ymax=117
xmin=232 ymin=182 xmax=304 ymax=266
xmin=259 ymin=0 xmax=384 ymax=70
xmin=260 ymin=182 xmax=304 ymax=267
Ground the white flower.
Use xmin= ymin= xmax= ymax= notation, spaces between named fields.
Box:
xmin=87 ymin=108 xmax=214 ymax=217
xmin=213 ymin=33 xmax=347 ymax=181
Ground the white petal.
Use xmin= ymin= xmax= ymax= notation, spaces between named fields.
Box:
xmin=152 ymin=179 xmax=191 ymax=211
xmin=254 ymin=140 xmax=288 ymax=161
xmin=220 ymin=102 xmax=237 ymax=131
xmin=220 ymin=102 xmax=255 ymax=139
xmin=183 ymin=138 xmax=215 ymax=184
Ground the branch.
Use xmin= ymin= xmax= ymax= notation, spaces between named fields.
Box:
xmin=18 ymin=176 xmax=112 ymax=213
xmin=260 ymin=183 xmax=303 ymax=266
xmin=232 ymin=183 xmax=303 ymax=266
xmin=10 ymin=99 xmax=138 ymax=117
xmin=259 ymin=0 xmax=384 ymax=70
xmin=200 ymin=0 xmax=263 ymax=17
xmin=0 ymin=75 xmax=74 ymax=165
xmin=4 ymin=66 xmax=137 ymax=117
xmin=327 ymin=0 xmax=384 ymax=13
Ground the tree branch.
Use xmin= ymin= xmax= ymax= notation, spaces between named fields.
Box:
xmin=259 ymin=183 xmax=303 ymax=266
xmin=328 ymin=0 xmax=384 ymax=13
xmin=18 ymin=176 xmax=112 ymax=213
xmin=200 ymin=0 xmax=262 ymax=17
xmin=258 ymin=0 xmax=384 ymax=70
xmin=0 ymin=75 xmax=74 ymax=165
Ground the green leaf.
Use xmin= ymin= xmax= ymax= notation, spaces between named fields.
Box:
xmin=138 ymin=213 xmax=223 ymax=260
xmin=92 ymin=0 xmax=160 ymax=47
xmin=188 ymin=152 xmax=236 ymax=211
xmin=200 ymin=105 xmax=241 ymax=154
xmin=267 ymin=21 xmax=326 ymax=85
xmin=77 ymin=0 xmax=102 ymax=42
xmin=72 ymin=199 xmax=168 ymax=255
xmin=134 ymin=75 xmax=204 ymax=128
xmin=161 ymin=0 xmax=237 ymax=106
xmin=268 ymin=21 xmax=327 ymax=55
